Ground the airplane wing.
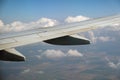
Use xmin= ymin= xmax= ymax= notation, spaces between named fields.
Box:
xmin=0 ymin=14 xmax=120 ymax=61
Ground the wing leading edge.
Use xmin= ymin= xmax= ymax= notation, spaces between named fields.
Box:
xmin=0 ymin=14 xmax=120 ymax=61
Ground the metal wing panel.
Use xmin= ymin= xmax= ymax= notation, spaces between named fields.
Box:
xmin=0 ymin=38 xmax=16 ymax=45
xmin=0 ymin=34 xmax=43 ymax=50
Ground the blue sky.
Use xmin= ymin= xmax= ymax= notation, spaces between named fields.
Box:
xmin=0 ymin=0 xmax=120 ymax=23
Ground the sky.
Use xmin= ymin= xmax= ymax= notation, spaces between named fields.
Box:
xmin=0 ymin=1 xmax=120 ymax=80
xmin=0 ymin=0 xmax=120 ymax=23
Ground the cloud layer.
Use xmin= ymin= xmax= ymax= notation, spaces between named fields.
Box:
xmin=65 ymin=15 xmax=89 ymax=23
xmin=36 ymin=49 xmax=83 ymax=60
xmin=0 ymin=15 xmax=90 ymax=33
xmin=0 ymin=20 xmax=4 ymax=27
xmin=105 ymin=57 xmax=120 ymax=69
xmin=66 ymin=49 xmax=83 ymax=57
xmin=0 ymin=18 xmax=58 ymax=33
xmin=41 ymin=49 xmax=66 ymax=59
xmin=88 ymin=26 xmax=119 ymax=44
xmin=21 ymin=68 xmax=30 ymax=74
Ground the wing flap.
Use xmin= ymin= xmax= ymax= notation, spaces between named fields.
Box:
xmin=0 ymin=48 xmax=25 ymax=61
xmin=44 ymin=34 xmax=90 ymax=45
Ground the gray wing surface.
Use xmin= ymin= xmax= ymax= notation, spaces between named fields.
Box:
xmin=0 ymin=14 xmax=120 ymax=61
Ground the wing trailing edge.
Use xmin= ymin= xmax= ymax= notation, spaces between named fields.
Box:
xmin=44 ymin=34 xmax=90 ymax=45
xmin=0 ymin=48 xmax=25 ymax=61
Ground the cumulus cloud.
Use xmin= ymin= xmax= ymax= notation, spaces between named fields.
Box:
xmin=41 ymin=49 xmax=66 ymax=59
xmin=1 ymin=15 xmax=89 ymax=33
xmin=11 ymin=21 xmax=25 ymax=31
xmin=0 ymin=20 xmax=4 ymax=31
xmin=36 ymin=18 xmax=58 ymax=27
xmin=65 ymin=15 xmax=89 ymax=23
xmin=1 ymin=15 xmax=119 ymax=34
xmin=37 ymin=50 xmax=42 ymax=53
xmin=0 ymin=18 xmax=58 ymax=33
xmin=66 ymin=49 xmax=83 ymax=57
xmin=0 ymin=20 xmax=4 ymax=27
xmin=97 ymin=36 xmax=115 ymax=42
xmin=37 ymin=49 xmax=83 ymax=59
xmin=36 ymin=71 xmax=44 ymax=74
xmin=35 ymin=55 xmax=42 ymax=59
xmin=105 ymin=57 xmax=120 ymax=69
xmin=104 ymin=26 xmax=120 ymax=31
xmin=21 ymin=68 xmax=30 ymax=74
xmin=108 ymin=62 xmax=118 ymax=69
xmin=88 ymin=29 xmax=116 ymax=43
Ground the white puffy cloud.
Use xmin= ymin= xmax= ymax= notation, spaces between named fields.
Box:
xmin=41 ymin=49 xmax=66 ymax=59
xmin=0 ymin=20 xmax=27 ymax=33
xmin=0 ymin=20 xmax=4 ymax=27
xmin=36 ymin=18 xmax=58 ymax=27
xmin=97 ymin=36 xmax=115 ymax=42
xmin=11 ymin=21 xmax=25 ymax=31
xmin=37 ymin=49 xmax=83 ymax=59
xmin=37 ymin=50 xmax=42 ymax=53
xmin=21 ymin=68 xmax=30 ymax=74
xmin=105 ymin=57 xmax=120 ymax=69
xmin=88 ymin=29 xmax=116 ymax=43
xmin=65 ymin=15 xmax=89 ymax=23
xmin=0 ymin=20 xmax=4 ymax=32
xmin=36 ymin=71 xmax=44 ymax=74
xmin=107 ymin=24 xmax=120 ymax=31
xmin=35 ymin=55 xmax=42 ymax=59
xmin=66 ymin=49 xmax=83 ymax=57
xmin=1 ymin=15 xmax=120 ymax=34
xmin=108 ymin=62 xmax=118 ymax=69
xmin=11 ymin=21 xmax=23 ymax=27
xmin=1 ymin=15 xmax=89 ymax=33
xmin=0 ymin=18 xmax=58 ymax=33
